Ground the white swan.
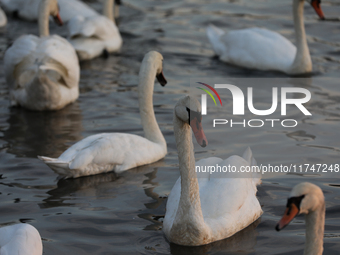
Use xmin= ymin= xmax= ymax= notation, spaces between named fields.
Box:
xmin=0 ymin=223 xmax=43 ymax=255
xmin=0 ymin=0 xmax=97 ymax=22
xmin=276 ymin=182 xmax=325 ymax=255
xmin=4 ymin=0 xmax=80 ymax=111
xmin=0 ymin=6 xmax=7 ymax=27
xmin=67 ymin=0 xmax=122 ymax=61
xmin=163 ymin=95 xmax=262 ymax=246
xmin=206 ymin=0 xmax=325 ymax=75
xmin=38 ymin=51 xmax=167 ymax=178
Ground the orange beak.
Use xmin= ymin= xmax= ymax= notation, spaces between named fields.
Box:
xmin=311 ymin=0 xmax=325 ymax=20
xmin=53 ymin=13 xmax=63 ymax=26
xmin=275 ymin=203 xmax=300 ymax=231
xmin=190 ymin=117 xmax=208 ymax=147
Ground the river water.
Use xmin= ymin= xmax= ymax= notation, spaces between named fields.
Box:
xmin=0 ymin=0 xmax=340 ymax=254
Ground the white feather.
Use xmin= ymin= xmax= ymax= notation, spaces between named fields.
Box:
xmin=207 ymin=25 xmax=296 ymax=73
xmin=0 ymin=224 xmax=42 ymax=255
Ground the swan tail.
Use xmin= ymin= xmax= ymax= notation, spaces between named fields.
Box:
xmin=242 ymin=147 xmax=262 ymax=186
xmin=206 ymin=24 xmax=226 ymax=56
xmin=38 ymin=156 xmax=71 ymax=177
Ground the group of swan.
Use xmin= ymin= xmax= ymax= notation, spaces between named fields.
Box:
xmin=207 ymin=0 xmax=325 ymax=74
xmin=0 ymin=0 xmax=97 ymax=22
xmin=0 ymin=0 xmax=122 ymax=58
xmin=1 ymin=0 xmax=325 ymax=111
xmin=0 ymin=0 xmax=328 ymax=254
xmin=2 ymin=0 xmax=122 ymax=110
xmin=0 ymin=51 xmax=327 ymax=253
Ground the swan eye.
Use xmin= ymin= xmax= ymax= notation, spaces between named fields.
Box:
xmin=186 ymin=107 xmax=202 ymax=125
xmin=286 ymin=195 xmax=305 ymax=211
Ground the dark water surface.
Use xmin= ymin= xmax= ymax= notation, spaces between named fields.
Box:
xmin=0 ymin=0 xmax=340 ymax=254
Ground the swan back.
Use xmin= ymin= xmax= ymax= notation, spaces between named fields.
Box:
xmin=208 ymin=26 xmax=297 ymax=72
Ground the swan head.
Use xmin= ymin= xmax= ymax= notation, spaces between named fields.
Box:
xmin=142 ymin=51 xmax=167 ymax=86
xmin=306 ymin=0 xmax=325 ymax=20
xmin=175 ymin=95 xmax=208 ymax=147
xmin=276 ymin=182 xmax=324 ymax=231
xmin=40 ymin=0 xmax=63 ymax=26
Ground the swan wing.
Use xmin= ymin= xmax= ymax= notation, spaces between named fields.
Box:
xmin=165 ymin=151 xmax=262 ymax=241
xmin=5 ymin=35 xmax=79 ymax=89
xmin=68 ymin=15 xmax=122 ymax=60
xmin=69 ymin=15 xmax=121 ymax=41
xmin=4 ymin=35 xmax=39 ymax=90
xmin=40 ymin=133 xmax=166 ymax=178
xmin=38 ymin=35 xmax=80 ymax=88
xmin=198 ymin=155 xmax=262 ymax=239
xmin=207 ymin=26 xmax=297 ymax=72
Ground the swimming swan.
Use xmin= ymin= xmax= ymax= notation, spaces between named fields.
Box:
xmin=38 ymin=51 xmax=167 ymax=178
xmin=163 ymin=95 xmax=262 ymax=246
xmin=206 ymin=0 xmax=325 ymax=75
xmin=67 ymin=0 xmax=122 ymax=61
xmin=4 ymin=0 xmax=79 ymax=111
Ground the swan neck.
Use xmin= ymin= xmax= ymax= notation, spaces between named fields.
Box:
xmin=172 ymin=115 xmax=204 ymax=229
xmin=138 ymin=59 xmax=166 ymax=148
xmin=38 ymin=0 xmax=51 ymax=36
xmin=103 ymin=0 xmax=115 ymax=23
xmin=304 ymin=202 xmax=325 ymax=255
xmin=291 ymin=0 xmax=312 ymax=73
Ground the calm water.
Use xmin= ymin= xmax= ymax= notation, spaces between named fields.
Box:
xmin=0 ymin=0 xmax=340 ymax=254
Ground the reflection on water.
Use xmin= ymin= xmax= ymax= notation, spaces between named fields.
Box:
xmin=0 ymin=0 xmax=339 ymax=254
xmin=40 ymin=172 xmax=118 ymax=209
xmin=3 ymin=103 xmax=83 ymax=158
